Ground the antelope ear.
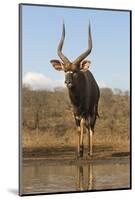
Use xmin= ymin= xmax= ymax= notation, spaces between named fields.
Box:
xmin=80 ymin=60 xmax=91 ymax=71
xmin=50 ymin=59 xmax=64 ymax=71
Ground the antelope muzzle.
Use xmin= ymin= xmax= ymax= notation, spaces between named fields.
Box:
xmin=65 ymin=71 xmax=74 ymax=88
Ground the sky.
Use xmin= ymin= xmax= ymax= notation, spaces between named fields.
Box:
xmin=21 ymin=4 xmax=130 ymax=91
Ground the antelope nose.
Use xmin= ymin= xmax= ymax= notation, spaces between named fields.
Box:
xmin=67 ymin=83 xmax=72 ymax=88
xmin=65 ymin=80 xmax=71 ymax=84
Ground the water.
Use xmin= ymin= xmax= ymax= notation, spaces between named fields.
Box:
xmin=21 ymin=159 xmax=130 ymax=194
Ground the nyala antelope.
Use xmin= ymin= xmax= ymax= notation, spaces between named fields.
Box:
xmin=50 ymin=23 xmax=100 ymax=157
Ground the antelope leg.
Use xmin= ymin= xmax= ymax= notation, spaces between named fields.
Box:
xmin=80 ymin=118 xmax=85 ymax=157
xmin=88 ymin=128 xmax=90 ymax=156
xmin=77 ymin=127 xmax=80 ymax=156
xmin=89 ymin=128 xmax=93 ymax=156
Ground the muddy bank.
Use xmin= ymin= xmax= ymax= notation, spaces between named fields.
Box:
xmin=22 ymin=146 xmax=130 ymax=164
xmin=23 ymin=156 xmax=130 ymax=167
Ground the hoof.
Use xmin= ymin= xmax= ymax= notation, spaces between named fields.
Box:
xmin=80 ymin=145 xmax=84 ymax=157
xmin=88 ymin=152 xmax=93 ymax=157
xmin=76 ymin=154 xmax=80 ymax=159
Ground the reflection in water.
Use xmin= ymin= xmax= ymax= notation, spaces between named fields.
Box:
xmin=88 ymin=164 xmax=93 ymax=190
xmin=76 ymin=164 xmax=94 ymax=191
xmin=22 ymin=159 xmax=130 ymax=194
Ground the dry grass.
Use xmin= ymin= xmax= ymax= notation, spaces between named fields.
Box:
xmin=22 ymin=126 xmax=130 ymax=154
xmin=22 ymin=87 xmax=130 ymax=155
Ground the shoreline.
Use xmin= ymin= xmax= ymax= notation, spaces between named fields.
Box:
xmin=22 ymin=147 xmax=130 ymax=165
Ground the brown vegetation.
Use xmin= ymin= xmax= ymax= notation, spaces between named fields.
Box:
xmin=22 ymin=86 xmax=130 ymax=155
